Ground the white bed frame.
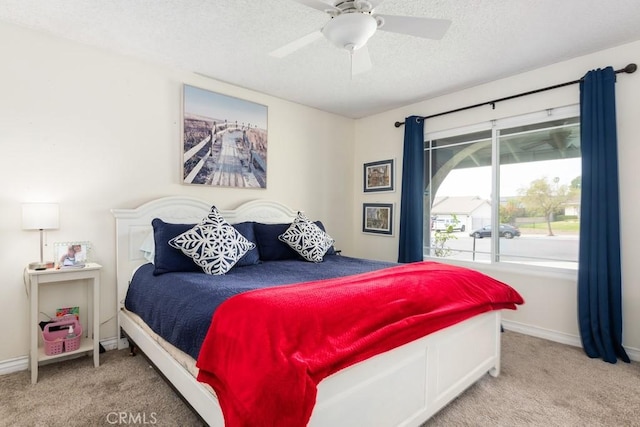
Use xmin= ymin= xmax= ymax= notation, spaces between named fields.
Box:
xmin=112 ymin=196 xmax=502 ymax=427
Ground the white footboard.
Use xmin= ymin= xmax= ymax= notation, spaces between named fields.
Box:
xmin=311 ymin=310 xmax=500 ymax=427
xmin=121 ymin=308 xmax=500 ymax=427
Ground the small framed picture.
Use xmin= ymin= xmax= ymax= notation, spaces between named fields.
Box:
xmin=363 ymin=203 xmax=394 ymax=235
xmin=364 ymin=159 xmax=394 ymax=193
xmin=54 ymin=242 xmax=91 ymax=268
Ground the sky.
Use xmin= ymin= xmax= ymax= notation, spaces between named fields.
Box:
xmin=436 ymin=158 xmax=581 ymax=199
xmin=184 ymin=84 xmax=267 ymax=129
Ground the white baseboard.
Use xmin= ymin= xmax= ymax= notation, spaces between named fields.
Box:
xmin=0 ymin=356 xmax=29 ymax=376
xmin=0 ymin=336 xmax=120 ymax=376
xmin=626 ymin=346 xmax=640 ymax=362
xmin=502 ymin=320 xmax=640 ymax=362
xmin=502 ymin=320 xmax=582 ymax=347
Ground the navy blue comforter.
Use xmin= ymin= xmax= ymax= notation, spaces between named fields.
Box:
xmin=124 ymin=255 xmax=396 ymax=359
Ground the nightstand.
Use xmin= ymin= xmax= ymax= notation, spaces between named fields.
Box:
xmin=27 ymin=263 xmax=102 ymax=384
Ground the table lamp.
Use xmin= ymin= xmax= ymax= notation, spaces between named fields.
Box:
xmin=22 ymin=203 xmax=59 ymax=270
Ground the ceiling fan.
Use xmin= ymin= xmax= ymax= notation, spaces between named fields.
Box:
xmin=269 ymin=0 xmax=451 ymax=76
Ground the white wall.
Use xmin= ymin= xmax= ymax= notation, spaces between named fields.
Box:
xmin=353 ymin=40 xmax=640 ymax=357
xmin=0 ymin=21 xmax=355 ymax=362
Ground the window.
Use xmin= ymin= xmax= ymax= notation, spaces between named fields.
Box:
xmin=424 ymin=106 xmax=580 ymax=269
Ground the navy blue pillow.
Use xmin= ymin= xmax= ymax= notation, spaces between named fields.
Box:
xmin=254 ymin=221 xmax=336 ymax=261
xmin=254 ymin=223 xmax=299 ymax=261
xmin=152 ymin=219 xmax=200 ymax=275
xmin=152 ymin=219 xmax=260 ymax=275
xmin=231 ymin=221 xmax=261 ymax=267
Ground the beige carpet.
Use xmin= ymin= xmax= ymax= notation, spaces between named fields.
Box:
xmin=0 ymin=349 xmax=202 ymax=426
xmin=425 ymin=331 xmax=640 ymax=426
xmin=1 ymin=331 xmax=638 ymax=426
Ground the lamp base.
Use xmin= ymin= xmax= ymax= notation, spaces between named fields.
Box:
xmin=29 ymin=261 xmax=54 ymax=271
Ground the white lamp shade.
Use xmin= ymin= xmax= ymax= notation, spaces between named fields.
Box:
xmin=22 ymin=203 xmax=60 ymax=230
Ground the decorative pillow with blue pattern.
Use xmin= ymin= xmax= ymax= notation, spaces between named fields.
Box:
xmin=278 ymin=212 xmax=335 ymax=263
xmin=169 ymin=206 xmax=256 ymax=275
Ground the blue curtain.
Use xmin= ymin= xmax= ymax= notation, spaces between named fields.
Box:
xmin=398 ymin=116 xmax=424 ymax=263
xmin=578 ymin=67 xmax=629 ymax=363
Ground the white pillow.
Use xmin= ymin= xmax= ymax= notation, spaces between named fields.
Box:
xmin=140 ymin=231 xmax=155 ymax=264
xmin=168 ymin=206 xmax=256 ymax=275
xmin=278 ymin=212 xmax=335 ymax=263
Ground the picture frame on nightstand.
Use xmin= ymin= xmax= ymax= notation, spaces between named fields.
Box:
xmin=53 ymin=241 xmax=92 ymax=268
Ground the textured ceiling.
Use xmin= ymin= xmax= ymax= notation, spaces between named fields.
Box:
xmin=2 ymin=0 xmax=640 ymax=118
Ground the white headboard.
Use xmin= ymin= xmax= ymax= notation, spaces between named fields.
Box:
xmin=111 ymin=196 xmax=297 ymax=342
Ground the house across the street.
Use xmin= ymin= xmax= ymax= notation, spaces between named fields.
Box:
xmin=431 ymin=196 xmax=492 ymax=232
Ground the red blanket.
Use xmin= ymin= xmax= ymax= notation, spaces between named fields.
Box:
xmin=196 ymin=261 xmax=523 ymax=427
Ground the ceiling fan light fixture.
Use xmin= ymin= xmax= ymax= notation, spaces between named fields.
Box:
xmin=321 ymin=13 xmax=377 ymax=51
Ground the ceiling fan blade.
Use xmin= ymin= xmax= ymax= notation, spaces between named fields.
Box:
xmin=290 ymin=0 xmax=340 ymax=13
xmin=376 ymin=14 xmax=451 ymax=40
xmin=269 ymin=30 xmax=324 ymax=58
xmin=351 ymin=45 xmax=372 ymax=77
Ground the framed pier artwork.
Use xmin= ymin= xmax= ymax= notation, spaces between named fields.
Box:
xmin=182 ymin=84 xmax=268 ymax=188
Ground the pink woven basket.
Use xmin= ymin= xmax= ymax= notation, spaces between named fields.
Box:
xmin=42 ymin=316 xmax=83 ymax=355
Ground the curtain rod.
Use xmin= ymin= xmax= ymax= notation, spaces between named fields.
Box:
xmin=393 ymin=63 xmax=637 ymax=128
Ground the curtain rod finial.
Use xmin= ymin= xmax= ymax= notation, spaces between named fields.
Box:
xmin=394 ymin=121 xmax=404 ymax=128
xmin=624 ymin=63 xmax=637 ymax=74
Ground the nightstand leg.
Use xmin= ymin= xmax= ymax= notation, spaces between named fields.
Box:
xmin=93 ymin=275 xmax=100 ymax=367
xmin=30 ymin=276 xmax=38 ymax=384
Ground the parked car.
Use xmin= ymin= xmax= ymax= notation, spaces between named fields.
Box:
xmin=469 ymin=224 xmax=521 ymax=239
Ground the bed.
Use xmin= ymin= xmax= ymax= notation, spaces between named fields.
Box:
xmin=112 ymin=196 xmax=523 ymax=427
